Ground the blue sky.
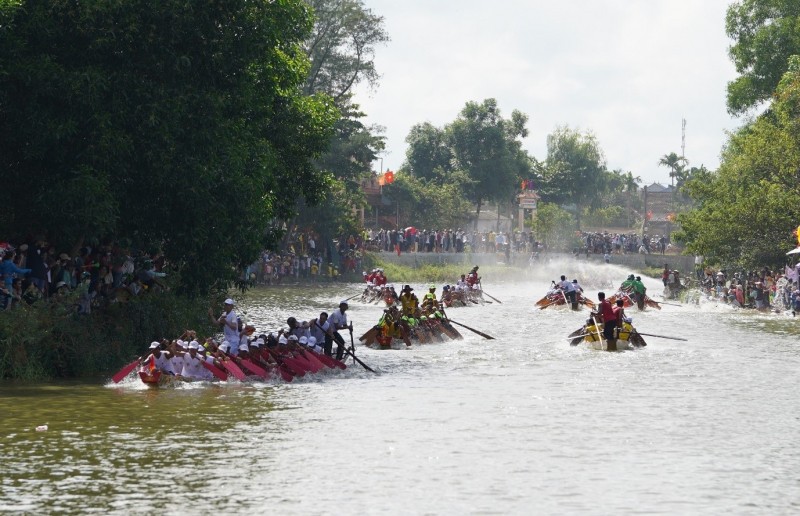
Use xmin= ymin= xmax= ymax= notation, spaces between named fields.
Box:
xmin=354 ymin=0 xmax=742 ymax=185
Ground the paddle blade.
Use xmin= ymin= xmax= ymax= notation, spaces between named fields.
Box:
xmin=240 ymin=359 xmax=269 ymax=379
xmin=201 ymin=360 xmax=228 ymax=381
xmin=112 ymin=358 xmax=141 ymax=383
xmin=221 ymin=360 xmax=247 ymax=381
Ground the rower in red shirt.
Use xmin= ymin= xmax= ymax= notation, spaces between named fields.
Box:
xmin=593 ymin=291 xmax=617 ymax=343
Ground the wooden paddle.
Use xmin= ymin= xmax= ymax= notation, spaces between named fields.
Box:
xmin=446 ymin=319 xmax=495 ymax=340
xmin=479 ymin=281 xmax=502 ymax=304
xmin=344 ymin=347 xmax=376 ymax=373
xmin=220 ymin=359 xmax=247 ymax=381
xmin=344 ymin=292 xmax=363 ymax=302
xmin=200 ymin=359 xmax=228 ymax=381
xmin=239 ymin=358 xmax=269 ymax=378
xmin=634 ymin=332 xmax=688 ymax=341
xmin=112 ymin=357 xmax=142 ymax=383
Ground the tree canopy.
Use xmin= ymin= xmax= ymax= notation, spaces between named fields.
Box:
xmin=676 ymin=56 xmax=800 ymax=267
xmin=726 ymin=0 xmax=800 ymax=115
xmin=0 ymin=0 xmax=338 ymax=296
xmin=538 ymin=126 xmax=607 ymax=229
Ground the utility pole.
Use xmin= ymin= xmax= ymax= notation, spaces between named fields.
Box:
xmin=681 ymin=118 xmax=686 ymax=160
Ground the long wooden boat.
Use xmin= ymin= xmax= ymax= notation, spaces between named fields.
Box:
xmin=536 ymin=291 xmax=595 ymax=310
xmin=138 ymin=370 xmax=185 ymax=387
xmin=568 ymin=321 xmax=647 ymax=351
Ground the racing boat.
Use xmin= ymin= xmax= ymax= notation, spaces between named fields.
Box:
xmin=567 ymin=320 xmax=647 ymax=351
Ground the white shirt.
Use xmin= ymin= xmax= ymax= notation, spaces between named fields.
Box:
xmin=223 ymin=310 xmax=239 ymax=346
xmin=328 ymin=310 xmax=348 ymax=330
xmin=310 ymin=319 xmax=329 ymax=342
xmin=559 ymin=280 xmax=575 ymax=292
xmin=180 ymin=353 xmax=207 ymax=379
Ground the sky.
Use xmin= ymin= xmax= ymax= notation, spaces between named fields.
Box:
xmin=353 ymin=0 xmax=742 ymax=185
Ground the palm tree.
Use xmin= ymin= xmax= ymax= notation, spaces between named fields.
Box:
xmin=658 ymin=152 xmax=688 ymax=188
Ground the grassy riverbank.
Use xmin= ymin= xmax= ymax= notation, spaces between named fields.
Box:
xmin=0 ymin=291 xmax=214 ymax=380
xmin=369 ymin=258 xmax=524 ymax=284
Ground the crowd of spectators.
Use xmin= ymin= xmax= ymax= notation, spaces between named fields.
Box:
xmin=578 ymin=232 xmax=673 ymax=256
xmin=363 ymin=228 xmax=539 ymax=255
xmin=0 ymin=239 xmax=167 ymax=313
xmin=692 ymin=263 xmax=800 ymax=313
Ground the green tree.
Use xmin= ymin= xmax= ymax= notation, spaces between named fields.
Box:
xmin=404 ymin=122 xmax=454 ymax=182
xmin=725 ymin=0 xmax=800 ymax=115
xmin=657 ymin=152 xmax=687 ymax=188
xmin=528 ymin=203 xmax=576 ymax=251
xmin=0 ymin=0 xmax=338 ymax=296
xmin=675 ymin=56 xmax=800 ymax=267
xmin=303 ymin=0 xmax=389 ymax=102
xmin=447 ymin=99 xmax=529 ymax=227
xmin=539 ymin=126 xmax=607 ymax=229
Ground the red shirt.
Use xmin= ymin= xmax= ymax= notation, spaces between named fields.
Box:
xmin=612 ymin=305 xmax=623 ymax=322
xmin=600 ymin=300 xmax=615 ymax=322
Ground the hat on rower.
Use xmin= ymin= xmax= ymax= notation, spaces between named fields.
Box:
xmin=219 ymin=341 xmax=230 ymax=353
xmin=308 ymin=336 xmax=317 ymax=346
xmin=224 ymin=298 xmax=235 ymax=306
xmin=429 ymin=284 xmax=435 ymax=289
xmin=299 ymin=336 xmax=308 ymax=345
xmin=238 ymin=344 xmax=249 ymax=352
xmin=288 ymin=334 xmax=299 ymax=341
xmin=253 ymin=338 xmax=264 ymax=347
xmin=572 ymin=279 xmax=578 ymax=283
xmin=402 ymin=285 xmax=413 ymax=292
xmin=628 ymin=274 xmax=635 ymax=280
xmin=149 ymin=341 xmax=160 ymax=349
xmin=278 ymin=336 xmax=288 ymax=345
xmin=189 ymin=340 xmax=200 ymax=350
xmin=339 ymin=300 xmax=349 ymax=306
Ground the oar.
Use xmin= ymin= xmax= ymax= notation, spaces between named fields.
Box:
xmin=239 ymin=358 xmax=269 ymax=378
xmin=200 ymin=359 xmax=228 ymax=381
xmin=479 ymin=281 xmax=502 ymax=304
xmin=344 ymin=347 xmax=376 ymax=373
xmin=344 ymin=292 xmax=363 ymax=302
xmin=220 ymin=359 xmax=247 ymax=381
xmin=633 ymin=332 xmax=688 ymax=342
xmin=590 ymin=316 xmax=604 ymax=344
xmin=446 ymin=319 xmax=495 ymax=340
xmin=112 ymin=357 xmax=142 ymax=383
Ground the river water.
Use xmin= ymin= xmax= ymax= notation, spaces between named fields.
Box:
xmin=2 ymin=260 xmax=799 ymax=515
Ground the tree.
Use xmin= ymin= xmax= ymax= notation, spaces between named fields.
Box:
xmin=725 ymin=0 xmax=800 ymax=115
xmin=539 ymin=126 xmax=607 ymax=229
xmin=404 ymin=122 xmax=454 ymax=182
xmin=675 ymin=56 xmax=800 ymax=267
xmin=0 ymin=0 xmax=338 ymax=296
xmin=657 ymin=152 xmax=688 ymax=188
xmin=447 ymin=99 xmax=529 ymax=227
xmin=528 ymin=203 xmax=575 ymax=251
xmin=303 ymin=0 xmax=389 ymax=102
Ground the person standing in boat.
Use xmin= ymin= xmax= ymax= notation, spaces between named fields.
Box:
xmin=593 ymin=292 xmax=617 ymax=345
xmin=327 ymin=301 xmax=351 ymax=360
xmin=209 ymin=298 xmax=240 ymax=356
xmin=310 ymin=312 xmax=331 ymax=353
xmin=558 ymin=275 xmax=578 ymax=310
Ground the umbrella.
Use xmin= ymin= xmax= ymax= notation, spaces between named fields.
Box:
xmin=787 ymin=247 xmax=800 ymax=255
xmin=405 ymin=227 xmax=417 ymax=235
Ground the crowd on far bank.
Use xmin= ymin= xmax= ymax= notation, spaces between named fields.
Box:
xmin=363 ymin=228 xmax=541 ymax=255
xmin=690 ymin=261 xmax=800 ymax=313
xmin=578 ymin=232 xmax=674 ymax=256
xmin=0 ymin=239 xmax=168 ymax=313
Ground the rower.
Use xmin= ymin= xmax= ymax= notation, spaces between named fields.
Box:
xmin=558 ymin=275 xmax=578 ymax=310
xmin=592 ymin=292 xmax=617 ymax=346
xmin=143 ymin=341 xmax=175 ymax=375
xmin=421 ymin=284 xmax=440 ymax=311
xmin=399 ymin=285 xmax=418 ymax=316
xmin=327 ymin=300 xmax=350 ymax=360
xmin=208 ymin=298 xmax=240 ymax=356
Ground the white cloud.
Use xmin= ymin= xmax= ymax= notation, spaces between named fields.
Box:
xmin=354 ymin=0 xmax=740 ymax=184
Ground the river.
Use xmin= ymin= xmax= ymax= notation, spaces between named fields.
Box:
xmin=1 ymin=259 xmax=799 ymax=515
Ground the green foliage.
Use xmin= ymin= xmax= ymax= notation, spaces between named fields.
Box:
xmin=303 ymin=0 xmax=389 ymax=101
xmin=383 ymin=172 xmax=474 ymax=230
xmin=589 ymin=206 xmax=628 ymax=227
xmin=0 ymin=1 xmax=338 ymax=297
xmin=448 ymin=99 xmax=530 ymax=221
xmin=539 ymin=126 xmax=607 ymax=229
xmin=404 ymin=122 xmax=454 ymax=182
xmin=0 ymin=291 xmax=214 ymax=380
xmin=528 ymin=203 xmax=576 ymax=250
xmin=725 ymin=0 xmax=800 ymax=114
xmin=675 ymin=58 xmax=800 ymax=268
